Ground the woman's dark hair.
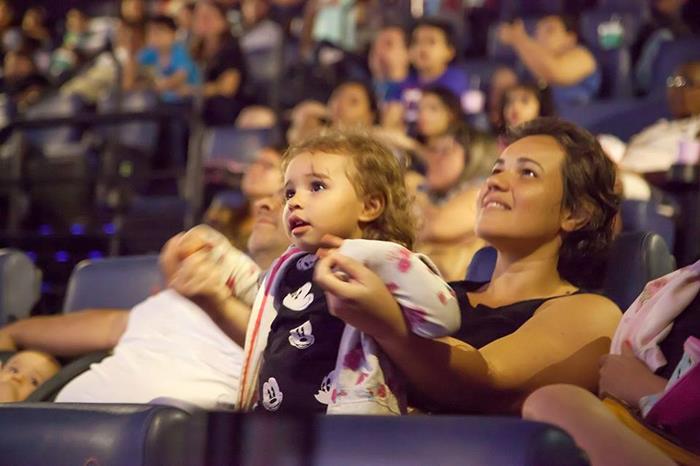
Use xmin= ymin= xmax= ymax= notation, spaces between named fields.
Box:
xmin=507 ymin=117 xmax=620 ymax=288
xmin=499 ymin=82 xmax=555 ymax=133
xmin=331 ymin=79 xmax=380 ymax=125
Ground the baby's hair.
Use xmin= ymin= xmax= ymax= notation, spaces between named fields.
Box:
xmin=282 ymin=130 xmax=416 ymax=250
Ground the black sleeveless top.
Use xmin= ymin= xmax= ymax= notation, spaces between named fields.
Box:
xmin=450 ymin=280 xmax=580 ymax=348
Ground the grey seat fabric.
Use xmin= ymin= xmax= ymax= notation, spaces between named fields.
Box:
xmin=0 ymin=248 xmax=41 ymax=325
xmin=0 ymin=403 xmax=203 ymax=466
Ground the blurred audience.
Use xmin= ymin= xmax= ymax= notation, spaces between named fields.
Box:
xmin=498 ymin=14 xmax=601 ymax=108
xmin=235 ymin=105 xmax=278 ymax=129
xmin=499 ymin=82 xmax=555 ymax=133
xmin=621 ymin=61 xmax=700 ymax=174
xmin=285 ymin=99 xmax=329 ymax=145
xmin=1 ymin=48 xmax=47 ymax=110
xmin=487 ymin=66 xmax=518 ymax=131
xmin=187 ymin=0 xmax=247 ymax=126
xmin=327 ymin=79 xmax=378 ymax=129
xmin=20 ymin=7 xmax=52 ymax=49
xmin=415 ymin=85 xmax=466 ymax=146
xmin=369 ymin=24 xmax=410 ymax=108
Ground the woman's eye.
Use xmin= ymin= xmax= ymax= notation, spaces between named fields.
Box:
xmin=521 ymin=168 xmax=537 ymax=177
xmin=311 ymin=181 xmax=326 ymax=192
xmin=284 ymin=189 xmax=295 ymax=200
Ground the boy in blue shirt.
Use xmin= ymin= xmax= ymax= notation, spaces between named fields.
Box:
xmin=139 ymin=15 xmax=199 ymax=102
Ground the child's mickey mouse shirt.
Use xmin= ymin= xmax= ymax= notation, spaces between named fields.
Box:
xmin=256 ymin=253 xmax=345 ymax=413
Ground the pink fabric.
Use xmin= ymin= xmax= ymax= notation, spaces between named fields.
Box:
xmin=611 ymin=260 xmax=700 ymax=371
xmin=643 ymin=336 xmax=700 ymax=451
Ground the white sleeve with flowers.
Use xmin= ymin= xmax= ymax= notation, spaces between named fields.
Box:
xmin=327 ymin=239 xmax=460 ymax=415
xmin=192 ymin=225 xmax=262 ymax=306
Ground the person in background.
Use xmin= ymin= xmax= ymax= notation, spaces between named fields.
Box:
xmin=187 ymin=0 xmax=247 ymax=126
xmin=621 ymin=60 xmax=700 ymax=175
xmin=486 ymin=66 xmax=518 ymax=132
xmin=499 ymin=82 xmax=555 ymax=133
xmin=0 ymin=351 xmax=60 ymax=402
xmin=413 ymin=124 xmax=497 ymax=281
xmin=174 ymin=2 xmax=195 ymax=44
xmin=61 ymin=19 xmax=147 ymax=104
xmin=20 ymin=7 xmax=52 ymax=49
xmin=136 ymin=15 xmax=199 ymax=102
xmin=239 ymin=0 xmax=283 ymax=54
xmin=385 ymin=17 xmax=469 ymax=130
xmin=327 ymin=80 xmax=378 ymax=130
xmin=1 ymin=48 xmax=47 ymax=111
xmin=286 ymin=99 xmax=329 ymax=145
xmin=498 ymin=14 xmax=601 ymax=108
xmin=121 ymin=0 xmax=148 ymax=25
xmin=49 ymin=8 xmax=93 ymax=78
xmin=369 ymin=24 xmax=409 ymax=109
xmin=415 ymin=85 xmax=466 ymax=147
xmin=0 ymin=0 xmax=21 ymax=59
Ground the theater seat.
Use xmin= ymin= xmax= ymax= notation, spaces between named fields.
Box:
xmin=206 ymin=413 xmax=586 ymax=466
xmin=620 ymin=199 xmax=676 ymax=251
xmin=603 ymin=231 xmax=676 ymax=310
xmin=465 ymin=231 xmax=676 ymax=311
xmin=0 ymin=403 xmax=201 ymax=466
xmin=0 ymin=248 xmax=41 ymax=324
xmin=62 ymin=255 xmax=163 ymax=313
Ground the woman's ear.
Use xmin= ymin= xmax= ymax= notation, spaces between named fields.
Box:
xmin=359 ymin=194 xmax=385 ymax=223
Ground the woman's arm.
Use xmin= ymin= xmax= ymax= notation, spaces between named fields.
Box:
xmin=203 ymin=69 xmax=241 ymax=98
xmin=379 ymin=293 xmax=621 ymax=413
xmin=499 ymin=21 xmax=596 ymax=86
xmin=0 ymin=310 xmax=128 ymax=357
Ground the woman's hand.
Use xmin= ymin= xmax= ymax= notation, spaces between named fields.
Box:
xmin=598 ymin=343 xmax=668 ymax=407
xmin=314 ymin=246 xmax=407 ymax=341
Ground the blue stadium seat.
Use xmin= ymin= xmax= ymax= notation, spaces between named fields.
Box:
xmin=315 ymin=415 xmax=587 ymax=465
xmin=23 ymin=94 xmax=86 ymax=148
xmin=62 ymin=255 xmax=164 ymax=313
xmin=0 ymin=248 xmax=41 ymax=324
xmin=0 ymin=403 xmax=201 ymax=466
xmin=649 ymin=36 xmax=700 ymax=93
xmin=558 ymin=92 xmax=670 ymax=141
xmin=97 ymin=90 xmax=160 ymax=155
xmin=465 ymin=231 xmax=676 ymax=311
xmin=590 ymin=46 xmax=633 ymax=98
xmin=621 ymin=199 xmax=676 ymax=251
xmin=202 ymin=126 xmax=279 ymax=173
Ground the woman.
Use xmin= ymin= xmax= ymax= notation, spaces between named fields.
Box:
xmin=189 ymin=1 xmax=247 ymax=126
xmin=314 ymin=118 xmax=622 ymax=413
xmin=413 ymin=121 xmax=497 ymax=281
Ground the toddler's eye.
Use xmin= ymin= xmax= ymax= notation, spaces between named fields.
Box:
xmin=311 ymin=181 xmax=326 ymax=192
xmin=284 ymin=188 xmax=295 ymax=200
xmin=490 ymin=167 xmax=503 ymax=176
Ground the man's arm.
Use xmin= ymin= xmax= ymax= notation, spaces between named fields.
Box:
xmin=0 ymin=310 xmax=128 ymax=357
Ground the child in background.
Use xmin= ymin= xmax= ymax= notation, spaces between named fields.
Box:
xmin=0 ymin=351 xmax=60 ymax=402
xmin=49 ymin=9 xmax=92 ymax=77
xmin=499 ymin=82 xmax=555 ymax=133
xmin=137 ymin=15 xmax=199 ymax=102
xmin=386 ymin=17 xmax=469 ymax=127
xmin=237 ymin=131 xmax=460 ymax=415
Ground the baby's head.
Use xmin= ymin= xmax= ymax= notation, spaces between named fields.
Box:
xmin=281 ymin=131 xmax=415 ymax=253
xmin=0 ymin=351 xmax=60 ymax=402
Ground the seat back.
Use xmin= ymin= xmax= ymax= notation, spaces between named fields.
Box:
xmin=0 ymin=248 xmax=41 ymax=324
xmin=97 ymin=90 xmax=160 ymax=155
xmin=202 ymin=126 xmax=279 ymax=173
xmin=603 ymin=231 xmax=676 ymax=310
xmin=591 ymin=46 xmax=633 ymax=99
xmin=620 ymin=199 xmax=676 ymax=251
xmin=23 ymin=94 xmax=85 ymax=148
xmin=0 ymin=403 xmax=202 ymax=466
xmin=62 ymin=255 xmax=164 ymax=313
